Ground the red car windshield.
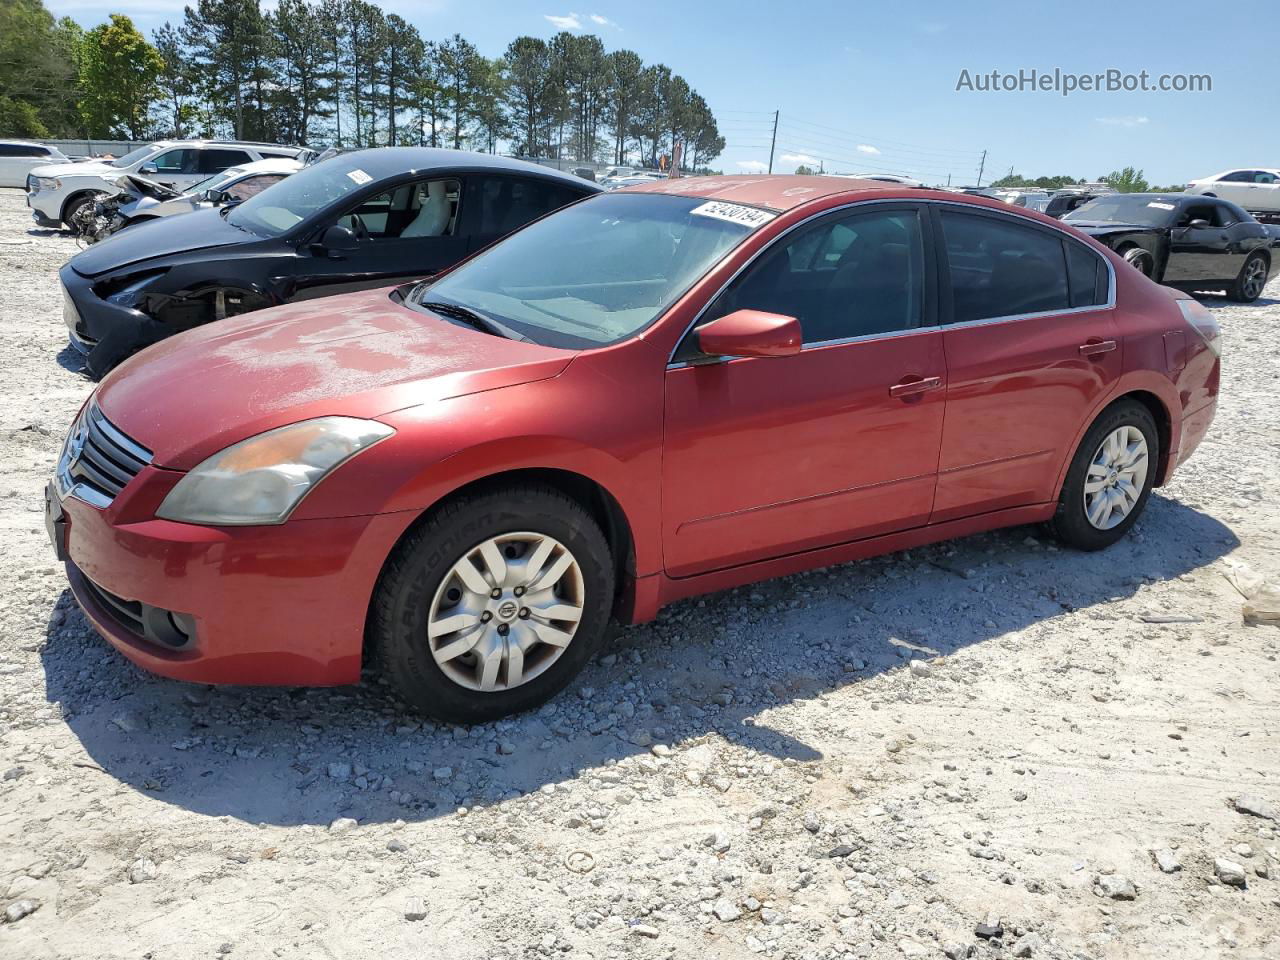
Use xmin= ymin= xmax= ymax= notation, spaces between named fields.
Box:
xmin=416 ymin=192 xmax=773 ymax=349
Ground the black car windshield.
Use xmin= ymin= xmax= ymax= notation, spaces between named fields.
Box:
xmin=1064 ymin=195 xmax=1180 ymax=227
xmin=111 ymin=144 xmax=161 ymax=169
xmin=227 ymin=155 xmax=374 ymax=236
xmin=412 ymin=192 xmax=769 ymax=348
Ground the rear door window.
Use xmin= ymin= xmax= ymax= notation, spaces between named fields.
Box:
xmin=470 ymin=176 xmax=585 ymax=238
xmin=940 ymin=211 xmax=1071 ymax=323
xmin=1065 ymin=241 xmax=1107 ymax=307
xmin=198 ymin=149 xmax=252 ymax=173
xmin=225 ymin=174 xmax=286 ymax=201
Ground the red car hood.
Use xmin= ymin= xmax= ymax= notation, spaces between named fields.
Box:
xmin=95 ymin=288 xmax=573 ymax=469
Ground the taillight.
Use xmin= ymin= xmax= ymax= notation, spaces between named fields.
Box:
xmin=1177 ymin=298 xmax=1220 ymax=356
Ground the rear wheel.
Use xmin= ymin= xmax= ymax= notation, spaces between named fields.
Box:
xmin=1049 ymin=400 xmax=1158 ymax=551
xmin=371 ymin=485 xmax=614 ymax=723
xmin=1121 ymin=246 xmax=1154 ymax=277
xmin=1229 ymin=251 xmax=1269 ymax=303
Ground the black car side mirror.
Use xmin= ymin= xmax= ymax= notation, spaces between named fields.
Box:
xmin=1187 ymin=218 xmax=1210 ymax=229
xmin=205 ymin=188 xmax=232 ymax=204
xmin=138 ymin=162 xmax=158 ymax=175
xmin=316 ymin=224 xmax=358 ymax=258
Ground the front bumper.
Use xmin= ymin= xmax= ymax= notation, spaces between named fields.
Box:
xmin=59 ymin=262 xmax=159 ymax=377
xmin=26 ymin=184 xmax=64 ymax=225
xmin=55 ymin=475 xmax=416 ymax=687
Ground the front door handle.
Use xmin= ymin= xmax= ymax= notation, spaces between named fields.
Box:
xmin=1078 ymin=339 xmax=1117 ymax=357
xmin=889 ymin=375 xmax=943 ymax=399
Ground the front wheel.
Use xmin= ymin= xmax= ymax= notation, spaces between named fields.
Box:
xmin=1229 ymin=252 xmax=1269 ymax=303
xmin=1121 ymin=246 xmax=1154 ymax=277
xmin=1049 ymin=400 xmax=1158 ymax=551
xmin=370 ymin=485 xmax=615 ymax=723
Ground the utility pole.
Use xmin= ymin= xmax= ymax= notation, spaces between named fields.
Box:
xmin=976 ymin=149 xmax=987 ymax=187
xmin=767 ymin=110 xmax=779 ymax=174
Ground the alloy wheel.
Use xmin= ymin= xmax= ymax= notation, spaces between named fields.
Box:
xmin=426 ymin=532 xmax=585 ymax=692
xmin=1243 ymin=257 xmax=1267 ymax=300
xmin=1083 ymin=425 xmax=1149 ymax=530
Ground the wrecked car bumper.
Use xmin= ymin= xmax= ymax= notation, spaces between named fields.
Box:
xmin=59 ymin=262 xmax=161 ymax=378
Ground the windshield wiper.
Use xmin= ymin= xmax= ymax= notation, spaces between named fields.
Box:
xmin=418 ymin=300 xmax=529 ymax=342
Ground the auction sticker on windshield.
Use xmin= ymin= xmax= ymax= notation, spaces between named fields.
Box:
xmin=690 ymin=200 xmax=777 ymax=229
xmin=1147 ymin=201 xmax=1177 ymax=210
xmin=346 ymin=169 xmax=373 ymax=185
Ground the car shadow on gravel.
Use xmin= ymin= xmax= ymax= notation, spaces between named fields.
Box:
xmin=55 ymin=343 xmax=89 ymax=375
xmin=40 ymin=492 xmax=1237 ymax=828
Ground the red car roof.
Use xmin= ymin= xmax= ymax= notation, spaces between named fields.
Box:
xmin=618 ymin=174 xmax=902 ymax=212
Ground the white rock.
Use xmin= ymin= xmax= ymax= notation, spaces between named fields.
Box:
xmin=328 ymin=817 xmax=358 ymax=833
xmin=712 ymin=898 xmax=741 ymax=922
xmin=127 ymin=858 xmax=157 ymax=883
xmin=1215 ymin=858 xmax=1247 ymax=888
xmin=404 ymin=897 xmax=427 ymax=921
xmin=3 ymin=899 xmax=40 ymax=924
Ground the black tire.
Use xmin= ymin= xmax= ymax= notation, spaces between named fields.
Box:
xmin=1121 ymin=246 xmax=1154 ymax=277
xmin=1228 ymin=251 xmax=1269 ymax=303
xmin=61 ymin=193 xmax=98 ymax=231
xmin=370 ymin=485 xmax=614 ymax=723
xmin=1049 ymin=399 xmax=1159 ymax=551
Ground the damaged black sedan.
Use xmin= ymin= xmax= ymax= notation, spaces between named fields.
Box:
xmin=59 ymin=148 xmax=599 ymax=377
xmin=1063 ymin=193 xmax=1277 ymax=303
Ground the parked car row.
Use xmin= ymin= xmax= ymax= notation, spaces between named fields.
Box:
xmin=73 ymin=156 xmax=307 ymax=244
xmin=25 ymin=139 xmax=312 ymax=230
xmin=40 ymin=165 xmax=1231 ymax=721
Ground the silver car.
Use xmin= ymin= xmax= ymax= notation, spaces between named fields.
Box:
xmin=0 ymin=140 xmax=71 ymax=188
xmin=113 ymin=157 xmax=304 ymax=232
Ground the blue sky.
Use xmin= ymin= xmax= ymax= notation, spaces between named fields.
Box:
xmin=47 ymin=0 xmax=1276 ymax=186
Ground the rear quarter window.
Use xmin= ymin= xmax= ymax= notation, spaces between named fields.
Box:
xmin=940 ymin=211 xmax=1072 ymax=323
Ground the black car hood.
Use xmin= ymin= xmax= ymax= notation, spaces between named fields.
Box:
xmin=69 ymin=208 xmax=255 ymax=279
xmin=1066 ymin=221 xmax=1160 ymax=235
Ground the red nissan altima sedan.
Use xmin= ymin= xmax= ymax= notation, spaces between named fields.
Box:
xmin=46 ymin=176 xmax=1221 ymax=721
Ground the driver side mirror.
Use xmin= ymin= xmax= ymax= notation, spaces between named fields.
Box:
xmin=138 ymin=162 xmax=158 ymax=175
xmin=1187 ymin=218 xmax=1211 ymax=229
xmin=697 ymin=309 xmax=802 ymax=360
xmin=315 ymin=223 xmax=358 ymax=258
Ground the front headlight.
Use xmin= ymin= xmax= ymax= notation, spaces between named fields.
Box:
xmin=156 ymin=417 xmax=395 ymax=525
xmin=39 ymin=176 xmax=62 ymax=190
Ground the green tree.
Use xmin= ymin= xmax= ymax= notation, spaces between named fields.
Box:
xmin=503 ymin=36 xmax=558 ymax=156
xmin=603 ymin=49 xmax=642 ymax=164
xmin=437 ymin=33 xmax=482 ymax=149
xmin=182 ymin=0 xmax=270 ymax=139
xmin=79 ymin=14 xmax=164 ymax=139
xmin=795 ymin=164 xmax=816 ymax=176
xmin=152 ymin=22 xmax=199 ymax=137
xmin=631 ymin=63 xmax=672 ymax=167
xmin=0 ymin=0 xmax=83 ymax=137
xmin=1101 ymin=167 xmax=1150 ymax=193
xmin=470 ymin=56 xmax=511 ymax=154
xmin=269 ymin=0 xmax=334 ymax=144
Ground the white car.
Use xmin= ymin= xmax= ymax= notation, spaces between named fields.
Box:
xmin=24 ymin=139 xmax=309 ymax=229
xmin=0 ymin=140 xmax=70 ymax=188
xmin=994 ymin=189 xmax=1052 ymax=212
xmin=114 ymin=157 xmax=304 ymax=231
xmin=1186 ymin=168 xmax=1280 ymax=213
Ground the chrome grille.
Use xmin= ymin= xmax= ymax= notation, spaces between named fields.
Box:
xmin=56 ymin=403 xmax=153 ymax=508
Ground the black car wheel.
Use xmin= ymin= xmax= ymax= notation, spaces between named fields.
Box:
xmin=1229 ymin=252 xmax=1269 ymax=303
xmin=1121 ymin=246 xmax=1154 ymax=277
xmin=1049 ymin=399 xmax=1158 ymax=551
xmin=370 ymin=484 xmax=615 ymax=723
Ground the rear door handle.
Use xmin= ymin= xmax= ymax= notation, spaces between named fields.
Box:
xmin=889 ymin=376 xmax=943 ymax=398
xmin=1078 ymin=339 xmax=1117 ymax=356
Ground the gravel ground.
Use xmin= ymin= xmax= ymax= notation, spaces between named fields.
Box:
xmin=1 ymin=187 xmax=1278 ymax=960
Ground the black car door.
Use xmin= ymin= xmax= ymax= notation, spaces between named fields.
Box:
xmin=1164 ymin=199 xmax=1239 ymax=283
xmin=285 ymin=176 xmax=468 ymax=301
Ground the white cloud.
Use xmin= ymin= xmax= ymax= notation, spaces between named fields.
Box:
xmin=1096 ymin=115 xmax=1149 ymax=128
xmin=856 ymin=144 xmax=880 ymax=155
xmin=736 ymin=160 xmax=769 ymax=173
xmin=545 ymin=12 xmax=583 ymax=30
xmin=780 ymin=153 xmax=820 ymax=166
xmin=589 ymin=13 xmax=615 ymax=26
